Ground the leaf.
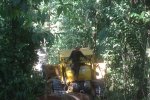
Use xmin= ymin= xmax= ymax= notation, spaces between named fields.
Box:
xmin=130 ymin=13 xmax=139 ymax=18
xmin=57 ymin=6 xmax=63 ymax=16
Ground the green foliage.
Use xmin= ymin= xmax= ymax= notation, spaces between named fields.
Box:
xmin=0 ymin=0 xmax=54 ymax=100
xmin=0 ymin=0 xmax=150 ymax=100
xmin=0 ymin=71 xmax=44 ymax=100
xmin=95 ymin=1 xmax=149 ymax=100
xmin=49 ymin=0 xmax=148 ymax=99
xmin=48 ymin=3 xmax=149 ymax=99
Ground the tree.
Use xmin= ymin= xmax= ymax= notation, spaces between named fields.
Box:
xmin=47 ymin=0 xmax=150 ymax=99
xmin=0 ymin=0 xmax=54 ymax=100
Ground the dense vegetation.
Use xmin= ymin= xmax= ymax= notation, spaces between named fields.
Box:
xmin=0 ymin=0 xmax=53 ymax=100
xmin=0 ymin=0 xmax=150 ymax=100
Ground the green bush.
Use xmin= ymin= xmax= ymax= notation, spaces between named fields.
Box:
xmin=0 ymin=71 xmax=45 ymax=100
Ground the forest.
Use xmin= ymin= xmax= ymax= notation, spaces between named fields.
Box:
xmin=0 ymin=0 xmax=150 ymax=100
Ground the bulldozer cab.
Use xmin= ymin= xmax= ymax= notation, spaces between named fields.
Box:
xmin=60 ymin=48 xmax=93 ymax=63
xmin=59 ymin=48 xmax=96 ymax=84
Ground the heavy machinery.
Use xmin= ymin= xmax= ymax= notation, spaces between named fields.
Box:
xmin=58 ymin=48 xmax=106 ymax=98
xmin=43 ymin=48 xmax=106 ymax=99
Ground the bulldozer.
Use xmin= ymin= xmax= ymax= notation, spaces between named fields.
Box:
xmin=58 ymin=48 xmax=106 ymax=98
xmin=42 ymin=48 xmax=106 ymax=99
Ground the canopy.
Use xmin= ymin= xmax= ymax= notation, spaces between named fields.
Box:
xmin=59 ymin=48 xmax=93 ymax=58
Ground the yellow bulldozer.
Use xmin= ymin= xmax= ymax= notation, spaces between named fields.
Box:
xmin=43 ymin=48 xmax=106 ymax=99
xmin=58 ymin=48 xmax=106 ymax=98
